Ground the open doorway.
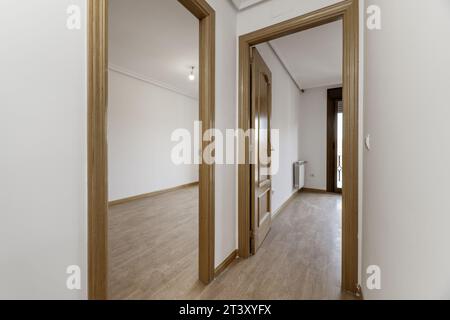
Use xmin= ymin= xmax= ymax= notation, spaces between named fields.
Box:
xmin=327 ymin=87 xmax=343 ymax=193
xmin=238 ymin=1 xmax=359 ymax=295
xmin=107 ymin=0 xmax=202 ymax=300
xmin=87 ymin=0 xmax=215 ymax=300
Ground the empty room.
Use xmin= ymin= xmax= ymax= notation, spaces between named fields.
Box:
xmin=107 ymin=0 xmax=201 ymax=299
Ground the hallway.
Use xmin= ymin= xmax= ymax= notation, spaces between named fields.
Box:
xmin=202 ymin=192 xmax=350 ymax=300
xmin=109 ymin=187 xmax=352 ymax=300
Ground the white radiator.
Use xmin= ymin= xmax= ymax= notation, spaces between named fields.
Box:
xmin=293 ymin=161 xmax=306 ymax=190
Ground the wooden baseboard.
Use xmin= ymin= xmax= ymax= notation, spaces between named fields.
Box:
xmin=300 ymin=188 xmax=340 ymax=195
xmin=109 ymin=182 xmax=199 ymax=206
xmin=272 ymin=191 xmax=299 ymax=220
xmin=300 ymin=188 xmax=327 ymax=193
xmin=214 ymin=250 xmax=238 ymax=278
xmin=356 ymin=284 xmax=364 ymax=300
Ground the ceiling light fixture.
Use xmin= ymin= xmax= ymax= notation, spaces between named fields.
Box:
xmin=189 ymin=66 xmax=195 ymax=81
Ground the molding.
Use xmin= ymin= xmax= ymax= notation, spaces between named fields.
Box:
xmin=300 ymin=188 xmax=342 ymax=195
xmin=88 ymin=0 xmax=108 ymax=300
xmin=214 ymin=250 xmax=238 ymax=277
xmin=109 ymin=182 xmax=199 ymax=207
xmin=356 ymin=284 xmax=364 ymax=300
xmin=266 ymin=42 xmax=304 ymax=92
xmin=300 ymin=188 xmax=328 ymax=194
xmin=306 ymin=82 xmax=344 ymax=90
xmin=231 ymin=0 xmax=269 ymax=11
xmin=178 ymin=0 xmax=217 ymax=285
xmin=109 ymin=64 xmax=199 ymax=101
xmin=271 ymin=190 xmax=298 ymax=219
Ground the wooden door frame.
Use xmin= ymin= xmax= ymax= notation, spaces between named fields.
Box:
xmin=237 ymin=0 xmax=359 ymax=294
xmin=88 ymin=0 xmax=216 ymax=300
xmin=327 ymin=87 xmax=343 ymax=193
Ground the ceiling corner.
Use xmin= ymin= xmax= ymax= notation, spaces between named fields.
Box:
xmin=231 ymin=0 xmax=270 ymax=11
xmin=231 ymin=0 xmax=242 ymax=10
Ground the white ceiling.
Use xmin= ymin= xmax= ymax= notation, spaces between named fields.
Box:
xmin=109 ymin=1 xmax=341 ymax=98
xmin=269 ymin=20 xmax=343 ymax=89
xmin=109 ymin=0 xmax=199 ymax=99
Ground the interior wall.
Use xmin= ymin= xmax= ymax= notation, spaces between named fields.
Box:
xmin=298 ymin=85 xmax=341 ymax=191
xmin=108 ymin=70 xmax=199 ymax=201
xmin=255 ymin=43 xmax=302 ymax=214
xmin=208 ymin=0 xmax=238 ymax=268
xmin=363 ymin=0 xmax=450 ymax=299
xmin=358 ymin=0 xmax=365 ymax=286
xmin=0 ymin=0 xmax=87 ymax=299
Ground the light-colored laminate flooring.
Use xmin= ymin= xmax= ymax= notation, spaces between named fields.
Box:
xmin=109 ymin=185 xmax=354 ymax=300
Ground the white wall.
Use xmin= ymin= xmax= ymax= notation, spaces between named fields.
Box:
xmin=363 ymin=0 xmax=450 ymax=299
xmin=0 ymin=0 xmax=87 ymax=299
xmin=255 ymin=43 xmax=302 ymax=214
xmin=108 ymin=70 xmax=198 ymax=201
xmin=207 ymin=0 xmax=238 ymax=268
xmin=299 ymin=86 xmax=341 ymax=190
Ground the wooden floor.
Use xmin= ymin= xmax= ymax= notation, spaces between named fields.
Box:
xmin=108 ymin=186 xmax=354 ymax=300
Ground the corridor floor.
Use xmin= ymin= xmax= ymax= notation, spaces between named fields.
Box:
xmin=108 ymin=186 xmax=354 ymax=300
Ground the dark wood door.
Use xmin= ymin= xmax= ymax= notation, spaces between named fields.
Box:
xmin=327 ymin=87 xmax=343 ymax=193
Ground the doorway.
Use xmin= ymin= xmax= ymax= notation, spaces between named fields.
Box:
xmin=87 ymin=0 xmax=215 ymax=299
xmin=327 ymin=87 xmax=343 ymax=193
xmin=238 ymin=0 xmax=359 ymax=294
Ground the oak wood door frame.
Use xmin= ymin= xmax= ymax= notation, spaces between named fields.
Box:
xmin=327 ymin=87 xmax=343 ymax=193
xmin=238 ymin=0 xmax=359 ymax=294
xmin=88 ymin=0 xmax=215 ymax=300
